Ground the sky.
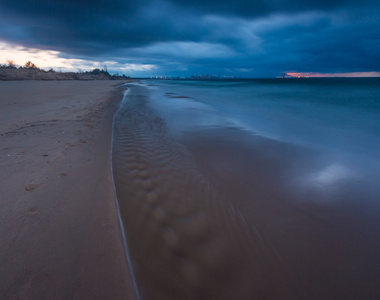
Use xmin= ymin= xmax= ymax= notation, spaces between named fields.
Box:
xmin=0 ymin=0 xmax=379 ymax=77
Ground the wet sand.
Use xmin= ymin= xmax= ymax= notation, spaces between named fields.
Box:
xmin=0 ymin=81 xmax=137 ymax=299
xmin=113 ymin=83 xmax=380 ymax=299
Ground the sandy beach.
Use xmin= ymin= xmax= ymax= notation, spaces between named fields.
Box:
xmin=0 ymin=81 xmax=137 ymax=299
xmin=3 ymin=79 xmax=379 ymax=299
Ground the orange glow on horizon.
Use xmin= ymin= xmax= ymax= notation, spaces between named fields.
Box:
xmin=286 ymin=72 xmax=380 ymax=78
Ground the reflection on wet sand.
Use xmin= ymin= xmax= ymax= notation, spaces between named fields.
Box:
xmin=112 ymin=84 xmax=380 ymax=299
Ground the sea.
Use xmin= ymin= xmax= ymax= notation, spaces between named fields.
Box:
xmin=112 ymin=78 xmax=380 ymax=299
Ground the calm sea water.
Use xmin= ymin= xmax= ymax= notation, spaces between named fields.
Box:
xmin=144 ymin=78 xmax=380 ymax=199
xmin=150 ymin=78 xmax=380 ymax=166
xmin=113 ymin=78 xmax=380 ymax=299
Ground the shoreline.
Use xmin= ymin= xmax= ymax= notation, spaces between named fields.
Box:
xmin=0 ymin=81 xmax=137 ymax=299
xmin=111 ymin=87 xmax=141 ymax=299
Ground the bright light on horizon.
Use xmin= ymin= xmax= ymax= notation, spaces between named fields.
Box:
xmin=0 ymin=41 xmax=156 ymax=74
xmin=0 ymin=41 xmax=97 ymax=71
xmin=287 ymin=72 xmax=380 ymax=78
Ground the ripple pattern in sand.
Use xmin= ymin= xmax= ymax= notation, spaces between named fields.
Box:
xmin=112 ymin=87 xmax=289 ymax=300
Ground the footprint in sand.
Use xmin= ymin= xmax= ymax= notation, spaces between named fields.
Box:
xmin=26 ymin=206 xmax=38 ymax=215
xmin=25 ymin=183 xmax=38 ymax=191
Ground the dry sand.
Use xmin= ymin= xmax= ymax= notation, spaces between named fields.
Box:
xmin=0 ymin=81 xmax=137 ymax=299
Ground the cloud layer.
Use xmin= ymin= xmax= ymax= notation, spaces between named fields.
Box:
xmin=0 ymin=0 xmax=379 ymax=76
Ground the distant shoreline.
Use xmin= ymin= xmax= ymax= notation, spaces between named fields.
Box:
xmin=0 ymin=68 xmax=130 ymax=81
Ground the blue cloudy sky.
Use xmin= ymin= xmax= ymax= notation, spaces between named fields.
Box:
xmin=0 ymin=0 xmax=379 ymax=77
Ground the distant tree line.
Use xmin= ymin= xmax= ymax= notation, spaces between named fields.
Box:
xmin=79 ymin=65 xmax=130 ymax=79
xmin=1 ymin=59 xmax=39 ymax=70
xmin=0 ymin=60 xmax=55 ymax=73
xmin=0 ymin=60 xmax=130 ymax=79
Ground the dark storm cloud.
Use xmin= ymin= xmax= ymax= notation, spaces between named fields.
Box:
xmin=0 ymin=0 xmax=206 ymax=54
xmin=0 ymin=0 xmax=379 ymax=76
xmin=0 ymin=0 xmax=376 ymax=52
xmin=171 ymin=0 xmax=376 ymax=17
